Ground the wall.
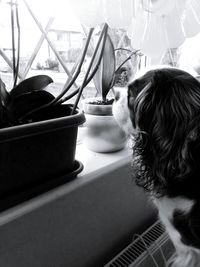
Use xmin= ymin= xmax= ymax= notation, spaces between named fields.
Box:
xmin=0 ymin=149 xmax=156 ymax=267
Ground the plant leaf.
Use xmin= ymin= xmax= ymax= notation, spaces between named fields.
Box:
xmin=0 ymin=78 xmax=11 ymax=106
xmin=93 ymin=33 xmax=115 ymax=100
xmin=10 ymin=75 xmax=53 ymax=99
xmin=7 ymin=90 xmax=55 ymax=123
xmin=0 ymin=79 xmax=10 ymax=126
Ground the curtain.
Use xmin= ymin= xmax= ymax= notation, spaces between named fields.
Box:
xmin=71 ymin=0 xmax=200 ymax=59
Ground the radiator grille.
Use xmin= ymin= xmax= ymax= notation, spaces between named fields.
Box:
xmin=104 ymin=220 xmax=175 ymax=267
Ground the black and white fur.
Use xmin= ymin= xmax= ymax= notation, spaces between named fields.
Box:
xmin=113 ymin=66 xmax=200 ymax=267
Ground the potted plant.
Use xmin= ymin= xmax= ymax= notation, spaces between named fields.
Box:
xmin=82 ymin=29 xmax=136 ymax=153
xmin=0 ymin=1 xmax=109 ymax=208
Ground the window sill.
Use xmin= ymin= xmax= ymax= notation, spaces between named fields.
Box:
xmin=76 ymin=144 xmax=132 ymax=181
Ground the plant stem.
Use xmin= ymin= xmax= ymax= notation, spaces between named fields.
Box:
xmin=14 ymin=0 xmax=20 ymax=88
xmin=61 ymin=52 xmax=81 ymax=93
xmin=19 ymin=27 xmax=94 ymax=120
xmin=114 ymin=48 xmax=133 ymax=53
xmin=61 ymin=25 xmax=110 ymax=105
xmin=50 ymin=27 xmax=94 ymax=105
xmin=10 ymin=0 xmax=16 ymax=85
xmin=71 ymin=23 xmax=108 ymax=115
xmin=59 ymin=88 xmax=79 ymax=103
xmin=114 ymin=51 xmax=139 ymax=74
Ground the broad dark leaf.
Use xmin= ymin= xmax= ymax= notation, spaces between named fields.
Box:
xmin=91 ymin=33 xmax=105 ymax=95
xmin=10 ymin=75 xmax=53 ymax=99
xmin=101 ymin=34 xmax=115 ymax=100
xmin=93 ymin=34 xmax=116 ymax=100
xmin=7 ymin=90 xmax=55 ymax=122
xmin=93 ymin=62 xmax=102 ymax=95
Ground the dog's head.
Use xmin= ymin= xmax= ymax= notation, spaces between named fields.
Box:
xmin=113 ymin=66 xmax=200 ymax=196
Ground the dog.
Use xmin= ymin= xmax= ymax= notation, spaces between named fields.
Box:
xmin=113 ymin=66 xmax=200 ymax=267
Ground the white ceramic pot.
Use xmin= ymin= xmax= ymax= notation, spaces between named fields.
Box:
xmin=82 ymin=98 xmax=127 ymax=153
xmin=83 ymin=113 xmax=127 ymax=153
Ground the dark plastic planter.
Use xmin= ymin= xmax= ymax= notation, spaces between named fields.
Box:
xmin=0 ymin=104 xmax=85 ymax=201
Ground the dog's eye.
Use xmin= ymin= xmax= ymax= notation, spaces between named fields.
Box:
xmin=128 ymin=95 xmax=135 ymax=108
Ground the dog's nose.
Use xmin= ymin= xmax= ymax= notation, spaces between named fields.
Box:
xmin=113 ymin=89 xmax=120 ymax=101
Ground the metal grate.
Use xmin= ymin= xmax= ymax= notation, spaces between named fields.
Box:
xmin=104 ymin=220 xmax=175 ymax=267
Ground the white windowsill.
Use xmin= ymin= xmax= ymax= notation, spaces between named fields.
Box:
xmin=76 ymin=144 xmax=132 ymax=178
xmin=0 ymin=144 xmax=132 ymax=226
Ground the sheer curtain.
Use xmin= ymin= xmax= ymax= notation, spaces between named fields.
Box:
xmin=71 ymin=0 xmax=200 ymax=61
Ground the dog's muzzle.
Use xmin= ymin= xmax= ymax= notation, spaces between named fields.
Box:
xmin=112 ymin=87 xmax=134 ymax=136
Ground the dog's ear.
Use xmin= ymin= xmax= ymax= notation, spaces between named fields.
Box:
xmin=127 ymin=83 xmax=135 ymax=109
xmin=127 ymin=76 xmax=152 ymax=128
xmin=127 ymin=83 xmax=136 ymax=127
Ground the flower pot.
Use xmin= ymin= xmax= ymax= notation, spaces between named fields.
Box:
xmin=0 ymin=104 xmax=85 ymax=200
xmin=82 ymin=98 xmax=127 ymax=153
xmin=83 ymin=99 xmax=113 ymax=115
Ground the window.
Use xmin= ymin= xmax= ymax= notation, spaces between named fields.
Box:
xmin=177 ymin=33 xmax=200 ymax=76
xmin=0 ymin=0 xmax=86 ymax=103
xmin=0 ymin=0 xmax=142 ymax=108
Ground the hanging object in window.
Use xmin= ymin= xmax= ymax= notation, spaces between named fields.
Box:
xmin=190 ymin=0 xmax=200 ymax=22
xmin=71 ymin=0 xmax=104 ymax=27
xmin=71 ymin=0 xmax=135 ymax=29
xmin=71 ymin=0 xmax=200 ymax=61
xmin=141 ymin=0 xmax=177 ymax=16
xmin=163 ymin=8 xmax=185 ymax=48
xmin=141 ymin=15 xmax=167 ymax=58
xmin=105 ymin=0 xmax=134 ymax=28
xmin=127 ymin=6 xmax=147 ymax=50
xmin=132 ymin=0 xmax=200 ymax=60
xmin=182 ymin=2 xmax=200 ymax=37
